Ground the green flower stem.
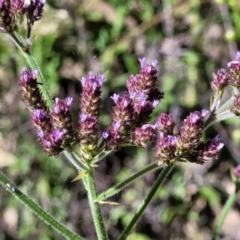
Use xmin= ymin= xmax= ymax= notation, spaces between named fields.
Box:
xmin=65 ymin=151 xmax=89 ymax=190
xmin=63 ymin=151 xmax=88 ymax=171
xmin=211 ymin=183 xmax=240 ymax=240
xmin=22 ymin=51 xmax=53 ymax=107
xmin=215 ymin=110 xmax=235 ymax=122
xmin=10 ymin=32 xmax=25 ymax=49
xmin=92 ymin=150 xmax=112 ymax=164
xmin=0 ymin=171 xmax=84 ymax=240
xmin=97 ymin=162 xmax=159 ymax=201
xmin=118 ymin=165 xmax=174 ymax=240
xmin=69 ymin=152 xmax=108 ymax=239
xmin=10 ymin=32 xmax=53 ymax=107
xmin=215 ymin=96 xmax=235 ymax=115
xmin=84 ymin=168 xmax=108 ymax=240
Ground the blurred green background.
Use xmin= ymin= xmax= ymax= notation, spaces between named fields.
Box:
xmin=1 ymin=0 xmax=240 ymax=239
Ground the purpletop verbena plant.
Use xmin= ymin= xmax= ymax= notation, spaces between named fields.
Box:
xmin=19 ymin=58 xmax=224 ymax=167
xmin=3 ymin=1 xmax=240 ymax=240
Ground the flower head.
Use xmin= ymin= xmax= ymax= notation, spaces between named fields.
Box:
xmin=26 ymin=0 xmax=45 ymax=26
xmin=31 ymin=109 xmax=52 ymax=133
xmin=51 ymin=97 xmax=76 ymax=147
xmin=155 ymin=135 xmax=177 ymax=167
xmin=132 ymin=124 xmax=156 ymax=148
xmin=131 ymin=92 xmax=156 ymax=126
xmin=126 ymin=58 xmax=163 ymax=102
xmin=0 ymin=0 xmax=27 ymax=32
xmin=176 ymin=110 xmax=208 ymax=153
xmin=194 ymin=136 xmax=224 ymax=164
xmin=78 ymin=72 xmax=105 ymax=160
xmin=231 ymin=93 xmax=240 ymax=117
xmin=19 ymin=68 xmax=48 ymax=112
xmin=103 ymin=93 xmax=134 ymax=148
xmin=155 ymin=113 xmax=176 ymax=135
xmin=211 ymin=69 xmax=229 ymax=91
xmin=80 ymin=72 xmax=105 ymax=117
xmin=126 ymin=58 xmax=163 ymax=126
xmin=78 ymin=114 xmax=100 ymax=161
xmin=39 ymin=128 xmax=65 ymax=156
xmin=227 ymin=52 xmax=240 ymax=88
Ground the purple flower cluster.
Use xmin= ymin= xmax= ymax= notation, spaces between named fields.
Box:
xmin=19 ymin=69 xmax=75 ymax=156
xmin=51 ymin=97 xmax=76 ymax=147
xmin=132 ymin=124 xmax=156 ymax=148
xmin=19 ymin=68 xmax=48 ymax=112
xmin=155 ymin=111 xmax=224 ymax=167
xmin=210 ymin=52 xmax=240 ymax=117
xmin=78 ymin=73 xmax=105 ymax=161
xmin=19 ymin=58 xmax=224 ymax=165
xmin=26 ymin=0 xmax=45 ymax=25
xmin=227 ymin=52 xmax=240 ymax=88
xmin=102 ymin=58 xmax=164 ymax=149
xmin=211 ymin=69 xmax=229 ymax=91
xmin=0 ymin=0 xmax=44 ymax=33
xmin=228 ymin=53 xmax=240 ymax=116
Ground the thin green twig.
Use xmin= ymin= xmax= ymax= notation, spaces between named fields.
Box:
xmin=0 ymin=171 xmax=84 ymax=240
xmin=10 ymin=32 xmax=53 ymax=107
xmin=118 ymin=165 xmax=174 ymax=240
xmin=212 ymin=183 xmax=240 ymax=240
xmin=215 ymin=96 xmax=235 ymax=115
xmin=97 ymin=162 xmax=159 ymax=201
xmin=92 ymin=150 xmax=112 ymax=164
xmin=63 ymin=151 xmax=88 ymax=171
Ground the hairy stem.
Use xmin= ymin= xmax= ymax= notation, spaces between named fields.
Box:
xmin=63 ymin=151 xmax=88 ymax=171
xmin=83 ymin=168 xmax=108 ymax=240
xmin=0 ymin=171 xmax=84 ymax=240
xmin=118 ymin=165 xmax=174 ymax=240
xmin=212 ymin=183 xmax=240 ymax=240
xmin=97 ymin=162 xmax=159 ymax=201
xmin=215 ymin=95 xmax=235 ymax=115
xmin=10 ymin=32 xmax=53 ymax=107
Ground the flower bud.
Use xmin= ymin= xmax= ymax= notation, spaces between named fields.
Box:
xmin=211 ymin=69 xmax=229 ymax=91
xmin=79 ymin=114 xmax=100 ymax=161
xmin=31 ymin=109 xmax=52 ymax=134
xmin=26 ymin=0 xmax=45 ymax=25
xmin=155 ymin=113 xmax=176 ymax=135
xmin=195 ymin=136 xmax=224 ymax=164
xmin=227 ymin=52 xmax=240 ymax=88
xmin=39 ymin=128 xmax=65 ymax=156
xmin=132 ymin=124 xmax=156 ymax=148
xmin=80 ymin=72 xmax=105 ymax=118
xmin=176 ymin=110 xmax=208 ymax=153
xmin=231 ymin=93 xmax=240 ymax=117
xmin=103 ymin=93 xmax=134 ymax=148
xmin=0 ymin=0 xmax=27 ymax=32
xmin=155 ymin=135 xmax=177 ymax=167
xmin=127 ymin=58 xmax=163 ymax=101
